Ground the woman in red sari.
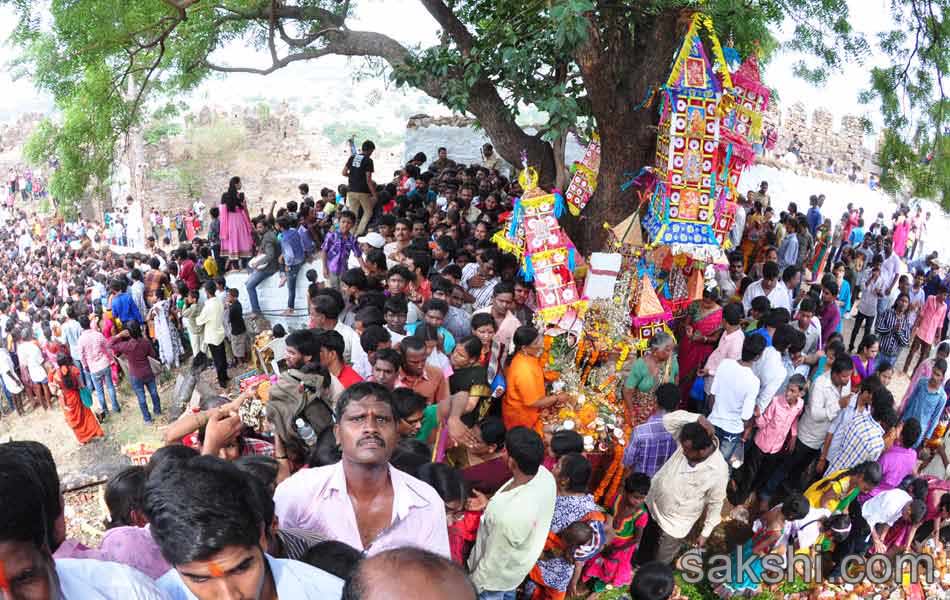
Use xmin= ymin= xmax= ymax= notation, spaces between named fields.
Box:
xmin=678 ymin=288 xmax=724 ymax=407
xmin=53 ymin=354 xmax=103 ymax=445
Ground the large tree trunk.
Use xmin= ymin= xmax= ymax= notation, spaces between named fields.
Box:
xmin=570 ymin=8 xmax=687 ymax=253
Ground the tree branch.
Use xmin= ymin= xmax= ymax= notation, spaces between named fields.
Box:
xmin=417 ymin=0 xmax=475 ymax=54
xmin=159 ymin=0 xmax=199 ymax=21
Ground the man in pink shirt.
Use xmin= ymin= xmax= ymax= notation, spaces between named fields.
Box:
xmin=699 ymin=303 xmax=744 ymax=398
xmin=274 ymin=382 xmax=450 ymax=557
xmin=76 ymin=314 xmax=120 ymax=414
xmin=905 ymin=287 xmax=949 ymax=376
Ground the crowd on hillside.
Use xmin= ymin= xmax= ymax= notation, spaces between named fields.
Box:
xmin=2 ymin=140 xmax=950 ymax=600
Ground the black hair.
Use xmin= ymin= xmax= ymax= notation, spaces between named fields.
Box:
xmin=470 ymin=312 xmax=496 ymax=332
xmin=360 ymin=325 xmax=391 ymax=354
xmin=313 ymin=294 xmax=342 ymax=321
xmin=286 ymin=329 xmax=319 ymax=361
xmin=782 ymin=493 xmax=810 ymax=521
xmin=144 ymin=455 xmax=266 ymax=566
xmin=798 ymin=297 xmax=817 ymax=314
xmin=625 ymin=472 xmax=651 ymax=496
xmin=650 ymin=382 xmax=678 ymax=412
xmin=146 ymin=444 xmax=200 ymax=477
xmin=935 ymin=357 xmax=948 ymax=375
xmin=762 ymin=261 xmax=780 ymax=280
xmin=477 ymin=416 xmax=506 ymax=449
xmin=741 ymin=333 xmax=767 ymax=362
xmin=317 ymin=330 xmax=346 ymax=362
xmin=506 ymin=426 xmax=544 ymax=476
xmin=390 ymin=438 xmax=430 ymax=477
xmin=416 ymin=462 xmax=467 ymax=505
xmin=391 ymin=388 xmax=427 ymax=422
xmin=909 ymin=500 xmax=927 ymax=524
xmin=750 ymin=296 xmax=771 ymax=315
xmin=300 ymin=540 xmax=363 ymax=581
xmin=722 ymin=302 xmax=743 ymax=326
xmin=901 ymin=418 xmax=922 ymax=448
xmin=334 ymin=381 xmax=395 ymax=424
xmin=341 ymin=268 xmax=368 ymax=290
xmin=104 ymin=466 xmax=147 ymax=529
xmin=630 ymin=561 xmax=675 ymax=600
xmin=456 ymin=336 xmax=483 ymax=361
xmin=679 ymin=422 xmax=713 ymax=452
xmin=550 ymin=430 xmax=584 ymax=458
xmin=0 ymin=452 xmax=49 ymax=549
xmin=857 ymin=334 xmax=879 ymax=355
xmin=557 ymin=452 xmax=592 ymax=493
xmin=400 ymin=334 xmax=426 ymax=355
xmin=830 ymin=355 xmax=854 ymax=375
xmin=372 ymin=348 xmax=403 ymax=371
xmin=421 ymin=298 xmax=449 ymax=317
xmin=0 ymin=441 xmax=61 ymax=550
xmin=384 ymin=295 xmax=409 ymax=316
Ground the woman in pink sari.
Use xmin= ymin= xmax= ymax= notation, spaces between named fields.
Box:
xmin=892 ymin=214 xmax=910 ymax=258
xmin=678 ymin=288 xmax=724 ymax=407
xmin=184 ymin=210 xmax=196 ymax=241
xmin=219 ymin=176 xmax=254 ymax=270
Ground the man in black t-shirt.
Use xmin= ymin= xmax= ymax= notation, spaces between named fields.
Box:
xmin=342 ymin=139 xmax=378 ymax=235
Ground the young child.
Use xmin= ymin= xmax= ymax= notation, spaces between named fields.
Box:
xmin=320 ymin=210 xmax=361 ymax=289
xmin=582 ymin=473 xmax=651 ymax=594
xmin=729 ymin=374 xmax=807 ymax=511
xmin=225 ymin=289 xmax=249 ymax=367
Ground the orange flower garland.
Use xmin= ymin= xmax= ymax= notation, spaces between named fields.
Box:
xmin=594 ymin=443 xmax=624 ymax=504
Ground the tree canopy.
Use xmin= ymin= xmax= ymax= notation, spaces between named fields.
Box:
xmin=2 ymin=0 xmax=945 ymax=223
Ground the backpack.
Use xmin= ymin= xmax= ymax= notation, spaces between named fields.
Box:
xmin=265 ymin=368 xmax=334 ymax=452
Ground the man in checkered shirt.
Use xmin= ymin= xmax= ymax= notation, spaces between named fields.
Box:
xmin=622 ymin=383 xmax=680 ymax=477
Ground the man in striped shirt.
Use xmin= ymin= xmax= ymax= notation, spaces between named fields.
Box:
xmin=462 ymin=247 xmax=500 ymax=310
xmin=623 ymin=383 xmax=680 ymax=477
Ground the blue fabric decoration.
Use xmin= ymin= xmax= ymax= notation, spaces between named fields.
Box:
xmin=553 ymin=193 xmax=565 ymax=219
xmin=568 ymin=248 xmax=575 ymax=271
xmin=523 ymin=255 xmax=535 ymax=282
xmin=620 ymin=168 xmax=649 ymax=192
xmin=508 ymin=200 xmax=521 ymax=239
xmin=723 ymin=47 xmax=741 ymax=68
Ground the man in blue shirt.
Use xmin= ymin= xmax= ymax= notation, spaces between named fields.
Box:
xmin=110 ymin=278 xmax=144 ymax=325
xmin=276 ymin=215 xmax=306 ymax=316
xmin=806 ymin=194 xmax=822 ymax=235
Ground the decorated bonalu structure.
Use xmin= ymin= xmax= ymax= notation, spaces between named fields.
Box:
xmin=492 ymin=11 xmax=770 ymax=505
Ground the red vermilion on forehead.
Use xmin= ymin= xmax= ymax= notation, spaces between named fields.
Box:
xmin=208 ymin=562 xmax=225 ymax=578
xmin=0 ymin=559 xmax=9 ymax=591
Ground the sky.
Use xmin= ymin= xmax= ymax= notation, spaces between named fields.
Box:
xmin=0 ymin=0 xmax=898 ymax=130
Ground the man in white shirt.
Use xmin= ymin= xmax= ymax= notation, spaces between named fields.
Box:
xmin=468 ymin=426 xmax=556 ymax=596
xmin=878 ymin=238 xmax=903 ymax=313
xmin=742 ymin=261 xmax=791 ymax=313
xmin=780 ymin=355 xmax=853 ymax=493
xmin=859 ymin=488 xmax=924 ymax=555
xmin=196 ymin=280 xmax=228 ymax=389
xmin=150 ymin=452 xmax=344 ymax=600
xmin=708 ymin=334 xmax=766 ymax=470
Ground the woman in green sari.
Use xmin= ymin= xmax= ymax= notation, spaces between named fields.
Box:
xmin=621 ymin=332 xmax=678 ymax=429
xmin=808 ymin=218 xmax=833 ymax=283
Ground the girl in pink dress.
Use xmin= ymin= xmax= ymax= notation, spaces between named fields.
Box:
xmin=219 ymin=176 xmax=254 ymax=270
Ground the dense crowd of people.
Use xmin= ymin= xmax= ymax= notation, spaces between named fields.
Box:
xmin=1 ymin=141 xmax=949 ymax=599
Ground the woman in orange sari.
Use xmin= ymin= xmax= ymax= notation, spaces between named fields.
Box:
xmin=503 ymin=325 xmax=569 ymax=434
xmin=53 ymin=354 xmax=103 ymax=444
xmin=678 ymin=288 xmax=723 ymax=407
